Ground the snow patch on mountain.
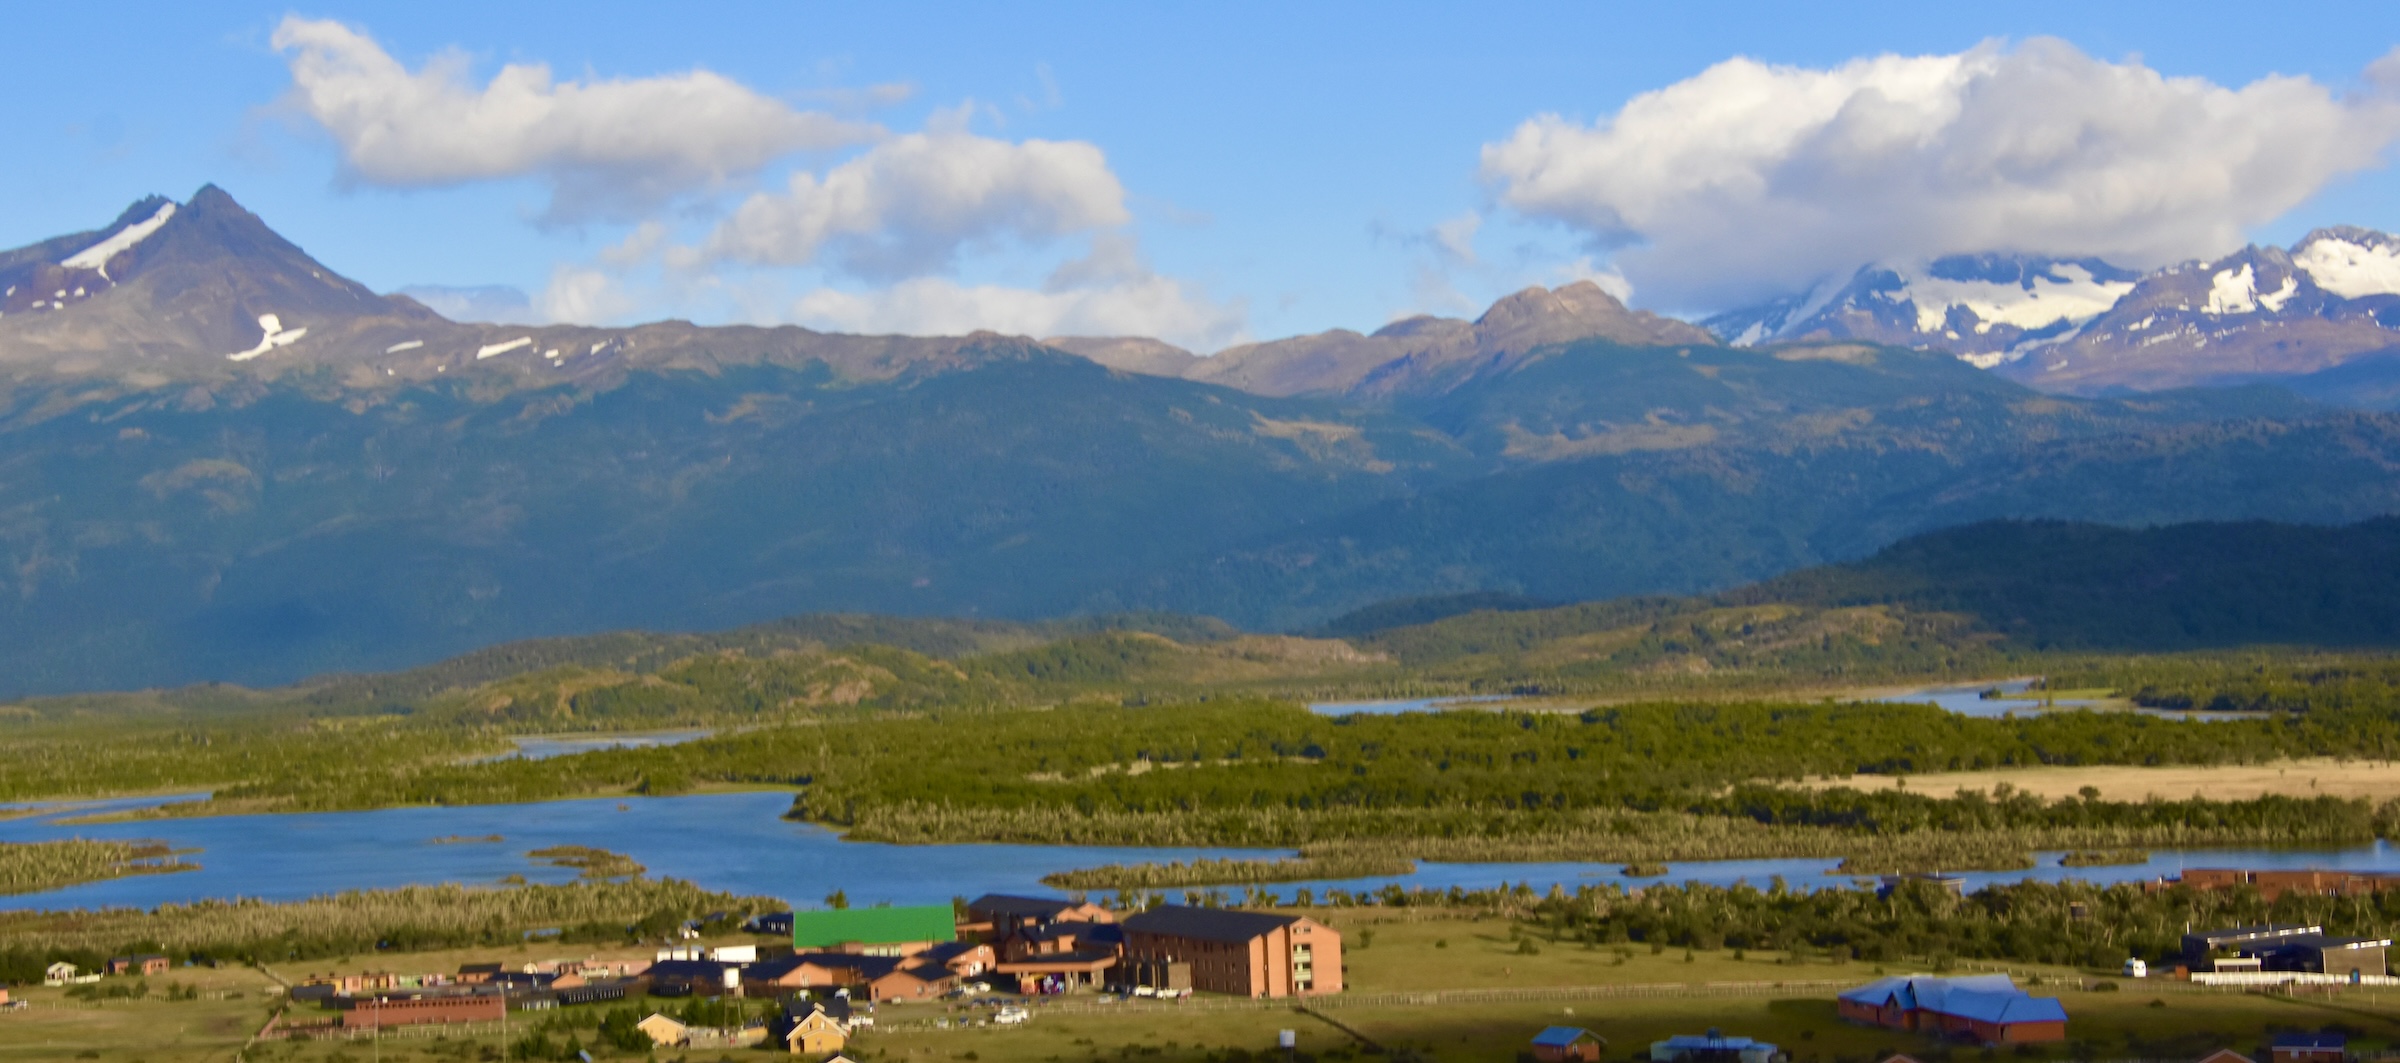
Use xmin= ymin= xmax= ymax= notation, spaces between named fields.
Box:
xmin=476 ymin=337 xmax=533 ymax=360
xmin=62 ymin=202 xmax=176 ymax=281
xmin=2293 ymin=233 xmax=2400 ymax=299
xmin=1900 ymin=262 xmax=2133 ymax=333
xmin=225 ymin=314 xmax=307 ymax=362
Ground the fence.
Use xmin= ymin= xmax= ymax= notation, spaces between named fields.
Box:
xmin=876 ymin=977 xmax=1861 ymax=1031
xmin=262 ymin=1019 xmax=510 ymax=1042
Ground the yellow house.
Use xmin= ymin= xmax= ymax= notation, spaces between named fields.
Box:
xmin=636 ymin=1013 xmax=690 ymax=1047
xmin=786 ymin=1004 xmax=849 ymax=1056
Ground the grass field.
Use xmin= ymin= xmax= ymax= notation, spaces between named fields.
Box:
xmin=1797 ymin=756 xmax=2400 ymax=803
xmin=7 ymin=912 xmax=2398 ymax=1062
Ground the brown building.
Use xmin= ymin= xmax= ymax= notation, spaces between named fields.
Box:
xmin=1119 ymin=906 xmax=1340 ymax=998
xmin=339 ymin=994 xmax=506 ymax=1028
xmin=2175 ymin=869 xmax=2400 ymax=901
xmin=1531 ymin=1027 xmax=1605 ymax=1062
xmin=866 ymin=962 xmax=956 ymax=1002
xmin=107 ymin=955 xmax=170 ymax=976
xmin=2271 ymin=1034 xmax=2347 ymax=1063
xmin=965 ymin=894 xmax=1116 ymax=937
xmin=1837 ymin=975 xmax=2066 ymax=1045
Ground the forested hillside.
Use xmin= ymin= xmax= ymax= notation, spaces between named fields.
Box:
xmin=5 ymin=329 xmax=2400 ymax=694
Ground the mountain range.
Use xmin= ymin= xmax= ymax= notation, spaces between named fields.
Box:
xmin=1703 ymin=230 xmax=2400 ymax=397
xmin=6 ymin=186 xmax=2400 ymax=694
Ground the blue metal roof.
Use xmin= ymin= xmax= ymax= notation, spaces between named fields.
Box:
xmin=1660 ymin=1035 xmax=1772 ymax=1050
xmin=1937 ymin=988 xmax=2069 ymax=1024
xmin=1837 ymin=974 xmax=2063 ymax=1025
xmin=2273 ymin=1033 xmax=2347 ymax=1049
xmin=1532 ymin=1027 xmax=1596 ymax=1047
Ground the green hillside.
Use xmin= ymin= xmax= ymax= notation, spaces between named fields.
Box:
xmin=4 ymin=332 xmax=2400 ymax=694
xmin=1355 ymin=516 xmax=2400 ymax=680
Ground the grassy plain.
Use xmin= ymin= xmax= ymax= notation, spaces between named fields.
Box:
xmin=10 ymin=913 xmax=2400 ymax=1062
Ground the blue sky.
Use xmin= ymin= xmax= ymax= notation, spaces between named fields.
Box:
xmin=5 ymin=2 xmax=2399 ymax=348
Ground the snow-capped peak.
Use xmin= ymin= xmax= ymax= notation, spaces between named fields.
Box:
xmin=2291 ymin=228 xmax=2400 ymax=300
xmin=1895 ymin=258 xmax=2135 ymax=334
xmin=61 ymin=201 xmax=176 ymax=281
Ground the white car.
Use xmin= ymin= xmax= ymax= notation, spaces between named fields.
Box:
xmin=993 ymin=1007 xmax=1030 ymax=1025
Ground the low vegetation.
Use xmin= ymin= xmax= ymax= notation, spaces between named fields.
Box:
xmin=0 ymin=877 xmax=775 ymax=982
xmin=0 ymin=839 xmax=194 ymax=895
xmin=1040 ymin=853 xmax=1417 ymax=890
xmin=527 ymin=845 xmax=645 ymax=879
xmin=2060 ymin=849 xmax=2151 ymax=867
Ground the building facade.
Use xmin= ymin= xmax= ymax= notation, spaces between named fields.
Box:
xmin=1119 ymin=906 xmax=1341 ymax=998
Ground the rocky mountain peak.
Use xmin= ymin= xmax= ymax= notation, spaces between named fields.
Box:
xmin=1475 ymin=279 xmax=1714 ymax=352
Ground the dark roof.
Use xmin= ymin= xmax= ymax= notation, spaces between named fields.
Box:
xmin=787 ymin=997 xmax=854 ymax=1021
xmin=967 ymin=894 xmax=1084 ymax=918
xmin=458 ymin=962 xmax=505 ymax=974
xmin=2273 ymin=1033 xmax=2347 ymax=1049
xmin=1532 ymin=1027 xmax=1599 ymax=1047
xmin=1122 ymin=905 xmax=1302 ymax=944
xmin=2256 ymin=935 xmax=2390 ymax=955
xmin=791 ymin=953 xmax=904 ymax=980
xmin=917 ymin=940 xmax=985 ymax=964
xmin=644 ymin=960 xmax=729 ymax=979
xmin=1025 ymin=920 xmax=1122 ymax=944
xmin=747 ymin=955 xmax=809 ymax=979
xmin=2194 ymin=924 xmax=2318 ymax=943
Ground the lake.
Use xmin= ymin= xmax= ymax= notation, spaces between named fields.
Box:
xmin=1307 ymin=695 xmax=1521 ymax=716
xmin=6 ymin=791 xmax=2397 ymax=913
xmin=1874 ymin=679 xmax=2248 ymax=721
xmin=481 ymin=730 xmax=714 ymax=762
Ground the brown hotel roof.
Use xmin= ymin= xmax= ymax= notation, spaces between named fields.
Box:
xmin=1122 ymin=906 xmax=1304 ymax=943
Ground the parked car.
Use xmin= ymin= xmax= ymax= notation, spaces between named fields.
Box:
xmin=994 ymin=1007 xmax=1030 ymax=1025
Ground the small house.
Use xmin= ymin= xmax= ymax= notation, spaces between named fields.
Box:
xmin=106 ymin=954 xmax=169 ymax=976
xmin=1651 ymin=1032 xmax=1778 ymax=1063
xmin=2271 ymin=1033 xmax=2347 ymax=1063
xmin=867 ymin=962 xmax=955 ymax=1002
xmin=42 ymin=963 xmax=76 ymax=986
xmin=786 ymin=1002 xmax=849 ymax=1055
xmin=1531 ymin=1026 xmax=1606 ymax=1062
xmin=636 ymin=1013 xmax=690 ymax=1047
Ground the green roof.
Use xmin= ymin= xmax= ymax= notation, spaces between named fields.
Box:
xmin=791 ymin=905 xmax=956 ymax=949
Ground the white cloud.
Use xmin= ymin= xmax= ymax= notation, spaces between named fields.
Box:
xmin=1481 ymin=38 xmax=2400 ymax=310
xmin=271 ymin=16 xmax=875 ymax=220
xmin=537 ymin=264 xmax=639 ymax=324
xmin=1553 ymin=257 xmax=1634 ymax=303
xmin=1430 ymin=211 xmax=1482 ymax=265
xmin=698 ymin=110 xmax=1129 ymax=279
xmin=789 ymin=236 xmax=1241 ymax=349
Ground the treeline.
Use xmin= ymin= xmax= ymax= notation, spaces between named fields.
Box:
xmin=137 ymin=693 xmax=2400 ymax=853
xmin=2048 ymin=652 xmax=2400 ymax=715
xmin=1507 ymin=875 xmax=2400 ymax=970
xmin=0 ymin=878 xmax=776 ymax=983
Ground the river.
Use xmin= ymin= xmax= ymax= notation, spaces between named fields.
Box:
xmin=5 ymin=791 xmax=2396 ymax=913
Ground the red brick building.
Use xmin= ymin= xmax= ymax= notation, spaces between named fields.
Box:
xmin=339 ymin=994 xmax=506 ymax=1028
xmin=1119 ymin=906 xmax=1340 ymax=998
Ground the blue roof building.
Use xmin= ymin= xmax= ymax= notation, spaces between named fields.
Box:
xmin=1650 ymin=1031 xmax=1779 ymax=1063
xmin=1837 ymin=974 xmax=2067 ymax=1045
xmin=1530 ymin=1027 xmax=1605 ymax=1062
